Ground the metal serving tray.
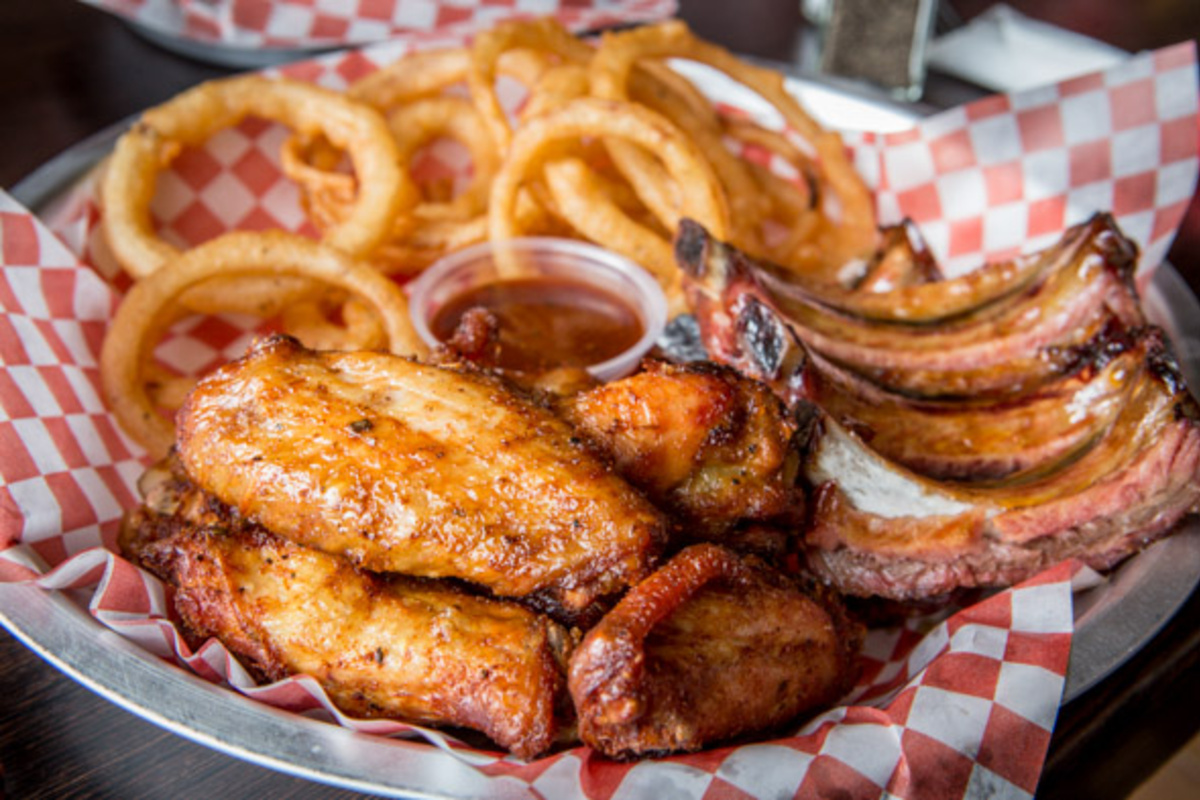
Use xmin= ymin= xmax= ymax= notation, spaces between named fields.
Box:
xmin=3 ymin=70 xmax=1199 ymax=798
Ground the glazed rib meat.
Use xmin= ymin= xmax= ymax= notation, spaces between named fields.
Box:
xmin=569 ymin=544 xmax=860 ymax=758
xmin=803 ymin=334 xmax=1200 ymax=599
xmin=700 ymin=289 xmax=1145 ymax=483
xmin=804 ymin=339 xmax=1138 ymax=482
xmin=676 ymin=216 xmax=1200 ymax=601
xmin=848 ymin=220 xmax=944 ymax=294
xmin=175 ymin=335 xmax=667 ymax=615
xmin=679 ymin=214 xmax=1144 ymax=398
xmin=121 ymin=460 xmax=575 ymax=759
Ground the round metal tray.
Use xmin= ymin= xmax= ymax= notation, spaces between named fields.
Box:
xmin=3 ymin=70 xmax=1199 ymax=797
xmin=125 ymin=20 xmax=342 ymax=69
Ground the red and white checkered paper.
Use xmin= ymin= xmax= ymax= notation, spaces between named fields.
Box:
xmin=3 ymin=24 xmax=1199 ymax=800
xmin=846 ymin=41 xmax=1199 ymax=284
xmin=81 ymin=0 xmax=678 ymax=49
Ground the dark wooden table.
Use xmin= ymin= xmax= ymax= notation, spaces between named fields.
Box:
xmin=2 ymin=1 xmax=1199 ymax=798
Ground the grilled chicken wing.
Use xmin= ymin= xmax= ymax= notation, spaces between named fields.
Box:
xmin=569 ymin=544 xmax=860 ymax=758
xmin=175 ymin=335 xmax=667 ymax=615
xmin=437 ymin=309 xmax=806 ymax=546
xmin=561 ymin=360 xmax=805 ymax=543
xmin=121 ymin=461 xmax=575 ymax=759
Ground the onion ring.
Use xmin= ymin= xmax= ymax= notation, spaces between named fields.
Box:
xmin=388 ymin=96 xmax=500 ymax=221
xmin=349 ymin=46 xmax=557 ymax=112
xmin=542 ymin=157 xmax=683 ymax=310
xmin=281 ymin=295 xmax=388 ymax=352
xmin=490 ymin=97 xmax=728 ymax=253
xmin=590 ymin=21 xmax=824 ymax=142
xmin=521 ymin=63 xmax=592 ymax=122
xmin=468 ymin=17 xmax=593 ymax=151
xmin=622 ymin=68 xmax=766 ymax=243
xmin=348 ymin=47 xmax=473 ymax=110
xmin=589 ymin=20 xmax=875 ymax=274
xmin=101 ymin=75 xmax=406 ymax=282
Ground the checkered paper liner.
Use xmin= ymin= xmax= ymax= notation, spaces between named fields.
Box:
xmin=846 ymin=41 xmax=1199 ymax=283
xmin=80 ymin=0 xmax=679 ymax=49
xmin=2 ymin=26 xmax=1199 ymax=800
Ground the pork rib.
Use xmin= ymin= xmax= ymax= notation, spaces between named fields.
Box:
xmin=802 ymin=333 xmax=1200 ymax=599
xmin=713 ymin=293 xmax=1146 ymax=483
xmin=678 ymin=214 xmax=1144 ymax=398
xmin=677 ymin=218 xmax=1200 ymax=600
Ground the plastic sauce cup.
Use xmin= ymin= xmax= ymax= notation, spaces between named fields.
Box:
xmin=408 ymin=238 xmax=668 ymax=382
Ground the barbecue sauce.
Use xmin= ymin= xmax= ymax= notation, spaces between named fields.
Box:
xmin=430 ymin=277 xmax=644 ymax=372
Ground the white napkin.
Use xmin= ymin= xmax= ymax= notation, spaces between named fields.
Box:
xmin=927 ymin=4 xmax=1127 ymax=93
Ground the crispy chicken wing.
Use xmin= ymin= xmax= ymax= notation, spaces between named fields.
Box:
xmin=175 ymin=335 xmax=667 ymax=615
xmin=561 ymin=360 xmax=805 ymax=543
xmin=121 ymin=460 xmax=575 ymax=759
xmin=437 ymin=309 xmax=806 ymax=546
xmin=568 ymin=544 xmax=861 ymax=758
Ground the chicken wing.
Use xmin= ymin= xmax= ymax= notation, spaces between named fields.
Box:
xmin=560 ymin=360 xmax=805 ymax=543
xmin=568 ymin=544 xmax=861 ymax=758
xmin=175 ymin=335 xmax=667 ymax=615
xmin=121 ymin=460 xmax=575 ymax=759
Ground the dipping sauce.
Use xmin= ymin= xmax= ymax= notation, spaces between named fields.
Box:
xmin=430 ymin=277 xmax=645 ymax=372
xmin=410 ymin=237 xmax=668 ymax=381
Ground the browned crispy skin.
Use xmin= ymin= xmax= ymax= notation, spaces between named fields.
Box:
xmin=175 ymin=335 xmax=666 ymax=615
xmin=120 ymin=463 xmax=575 ymax=759
xmin=561 ymin=360 xmax=805 ymax=542
xmin=436 ymin=314 xmax=807 ymax=541
xmin=568 ymin=544 xmax=860 ymax=759
xmin=437 ymin=313 xmax=805 ymax=543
